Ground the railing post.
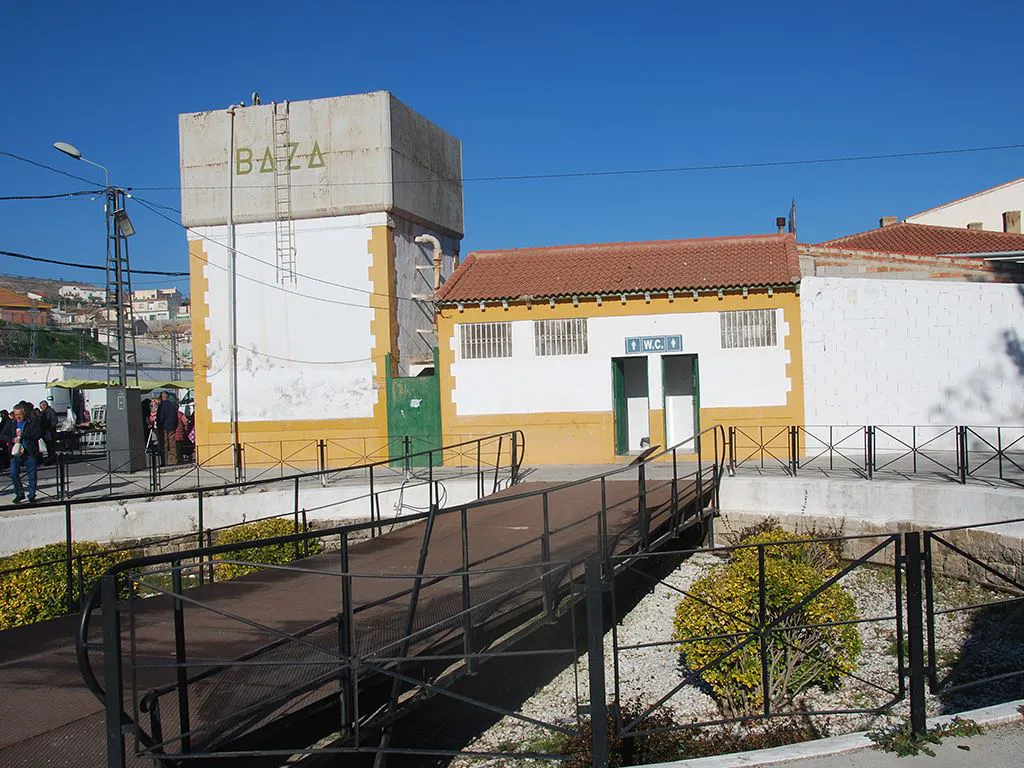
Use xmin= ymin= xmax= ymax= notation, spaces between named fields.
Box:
xmin=428 ymin=453 xmax=435 ymax=511
xmin=101 ymin=574 xmax=126 ymax=768
xmin=585 ymin=556 xmax=609 ymax=768
xmin=866 ymin=426 xmax=875 ymax=480
xmin=148 ymin=446 xmax=159 ymax=493
xmin=511 ymin=431 xmax=519 ymax=484
xmin=197 ymin=491 xmax=205 ymax=585
xmin=541 ymin=492 xmax=555 ymax=621
xmin=904 ymin=531 xmax=928 ymax=738
xmin=460 ymin=505 xmax=475 ymax=674
xmin=712 ymin=426 xmax=721 ymax=510
xmin=236 ymin=442 xmax=245 ymax=483
xmin=171 ymin=561 xmax=192 ymax=753
xmin=403 ymin=435 xmax=411 ymax=475
xmin=957 ymin=426 xmax=968 ymax=484
xmin=695 ymin=432 xmax=704 ymax=508
xmin=293 ymin=475 xmax=301 ymax=561
xmin=493 ymin=434 xmax=504 ymax=494
xmin=65 ymin=502 xmax=75 ymax=614
xmin=338 ymin=531 xmax=356 ymax=735
xmin=368 ymin=464 xmax=376 ymax=539
xmin=599 ymin=476 xmax=609 ymax=575
xmin=476 ymin=439 xmax=483 ymax=500
xmin=318 ymin=438 xmax=327 ymax=473
xmin=670 ymin=447 xmax=679 ymax=534
xmin=789 ymin=426 xmax=799 ymax=475
xmin=637 ymin=462 xmax=649 ymax=551
xmin=728 ymin=425 xmax=736 ymax=475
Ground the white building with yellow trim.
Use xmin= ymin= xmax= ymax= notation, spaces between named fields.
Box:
xmin=180 ymin=92 xmax=461 ymax=463
xmin=434 ymin=235 xmax=805 ymax=464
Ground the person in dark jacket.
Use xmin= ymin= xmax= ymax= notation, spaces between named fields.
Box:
xmin=38 ymin=400 xmax=58 ymax=465
xmin=0 ymin=410 xmax=10 ymax=471
xmin=155 ymin=392 xmax=179 ymax=465
xmin=1 ymin=404 xmax=42 ymax=503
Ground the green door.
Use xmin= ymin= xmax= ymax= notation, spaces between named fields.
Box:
xmin=612 ymin=358 xmax=628 ymax=455
xmin=386 ymin=352 xmax=442 ymax=468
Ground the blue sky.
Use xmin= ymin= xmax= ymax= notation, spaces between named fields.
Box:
xmin=2 ymin=1 xmax=1022 ymax=296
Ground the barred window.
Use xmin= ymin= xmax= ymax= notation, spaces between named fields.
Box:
xmin=720 ymin=309 xmax=777 ymax=349
xmin=459 ymin=321 xmax=513 ymax=359
xmin=534 ymin=318 xmax=589 ymax=356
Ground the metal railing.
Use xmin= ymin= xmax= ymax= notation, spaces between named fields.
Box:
xmin=77 ymin=426 xmax=727 ymax=766
xmin=0 ymin=431 xmax=522 ymax=625
xmin=728 ymin=424 xmax=1024 ymax=485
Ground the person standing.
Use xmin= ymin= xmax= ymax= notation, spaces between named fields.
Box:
xmin=156 ymin=392 xmax=179 ymax=465
xmin=38 ymin=400 xmax=58 ymax=465
xmin=0 ymin=410 xmax=10 ymax=472
xmin=1 ymin=404 xmax=41 ymax=503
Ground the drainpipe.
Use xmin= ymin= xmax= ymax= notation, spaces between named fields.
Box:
xmin=227 ymin=104 xmax=242 ymax=482
xmin=414 ymin=234 xmax=444 ymax=358
xmin=414 ymin=234 xmax=444 ymax=291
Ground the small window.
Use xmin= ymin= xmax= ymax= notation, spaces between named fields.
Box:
xmin=720 ymin=309 xmax=777 ymax=349
xmin=534 ymin=318 xmax=588 ymax=356
xmin=459 ymin=321 xmax=512 ymax=359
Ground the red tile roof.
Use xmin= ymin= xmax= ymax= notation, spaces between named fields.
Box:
xmin=819 ymin=222 xmax=1024 ymax=256
xmin=437 ymin=234 xmax=801 ymax=302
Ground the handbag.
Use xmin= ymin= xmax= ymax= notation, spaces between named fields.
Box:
xmin=11 ymin=442 xmax=23 ymax=458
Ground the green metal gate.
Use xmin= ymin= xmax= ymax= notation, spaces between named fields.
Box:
xmin=386 ymin=351 xmax=442 ymax=467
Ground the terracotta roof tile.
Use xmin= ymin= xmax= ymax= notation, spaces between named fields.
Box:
xmin=437 ymin=234 xmax=800 ymax=302
xmin=819 ymin=222 xmax=1024 ymax=256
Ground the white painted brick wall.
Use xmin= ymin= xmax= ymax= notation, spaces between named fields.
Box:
xmin=801 ymin=276 xmax=1024 ymax=427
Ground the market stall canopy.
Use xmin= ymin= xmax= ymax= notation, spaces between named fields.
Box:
xmin=47 ymin=379 xmax=195 ymax=391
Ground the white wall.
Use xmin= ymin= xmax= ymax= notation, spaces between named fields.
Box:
xmin=801 ymin=276 xmax=1024 ymax=426
xmin=451 ymin=309 xmax=792 ymax=415
xmin=0 ymin=363 xmax=67 ymax=384
xmin=194 ymin=212 xmax=385 ymax=422
xmin=906 ymin=178 xmax=1024 ymax=233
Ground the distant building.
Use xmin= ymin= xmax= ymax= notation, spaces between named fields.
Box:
xmin=59 ymin=285 xmax=106 ymax=303
xmin=131 ymin=288 xmax=183 ymax=321
xmin=905 ymin=177 xmax=1023 ymax=234
xmin=0 ymin=289 xmax=49 ymax=326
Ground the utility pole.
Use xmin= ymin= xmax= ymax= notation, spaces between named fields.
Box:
xmin=29 ymin=298 xmax=38 ymax=359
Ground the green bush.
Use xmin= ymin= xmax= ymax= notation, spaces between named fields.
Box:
xmin=214 ymin=517 xmax=323 ymax=581
xmin=673 ymin=526 xmax=861 ymax=716
xmin=0 ymin=542 xmax=131 ymax=630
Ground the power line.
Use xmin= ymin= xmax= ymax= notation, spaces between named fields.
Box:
xmin=124 ymin=140 xmax=1024 ymax=191
xmin=130 ymin=196 xmax=427 ymax=310
xmin=0 ymin=150 xmax=100 ymax=186
xmin=0 ymin=249 xmax=188 ymax=276
xmin=0 ymin=190 xmax=103 ymax=201
xmin=241 ymin=347 xmax=382 ymax=366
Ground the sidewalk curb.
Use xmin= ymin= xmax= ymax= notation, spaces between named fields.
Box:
xmin=641 ymin=699 xmax=1024 ymax=767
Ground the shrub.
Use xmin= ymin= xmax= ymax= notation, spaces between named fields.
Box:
xmin=673 ymin=526 xmax=861 ymax=717
xmin=0 ymin=542 xmax=131 ymax=630
xmin=214 ymin=517 xmax=323 ymax=581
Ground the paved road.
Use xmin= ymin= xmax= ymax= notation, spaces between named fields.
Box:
xmin=779 ymin=722 xmax=1024 ymax=767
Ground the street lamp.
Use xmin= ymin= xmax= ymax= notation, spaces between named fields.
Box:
xmin=53 ymin=140 xmax=146 ymax=471
xmin=53 ymin=141 xmax=110 ymax=191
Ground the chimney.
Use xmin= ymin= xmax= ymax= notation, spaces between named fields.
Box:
xmin=1003 ymin=210 xmax=1021 ymax=234
xmin=775 ymin=216 xmax=786 ymax=234
xmin=879 ymin=216 xmax=897 ymax=228
xmin=967 ymin=222 xmax=984 ymax=231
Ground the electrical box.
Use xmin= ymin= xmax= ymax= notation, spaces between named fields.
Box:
xmin=105 ymin=387 xmax=146 ymax=473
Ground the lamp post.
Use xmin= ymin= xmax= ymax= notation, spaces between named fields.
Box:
xmin=53 ymin=141 xmax=135 ymax=387
xmin=54 ymin=142 xmax=146 ymax=474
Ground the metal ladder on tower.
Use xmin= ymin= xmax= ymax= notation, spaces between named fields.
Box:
xmin=273 ymin=101 xmax=297 ymax=284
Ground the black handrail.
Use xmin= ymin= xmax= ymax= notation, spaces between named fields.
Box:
xmin=78 ymin=425 xmax=724 ymax=762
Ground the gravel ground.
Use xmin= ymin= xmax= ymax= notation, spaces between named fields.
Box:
xmin=449 ymin=549 xmax=1024 ymax=767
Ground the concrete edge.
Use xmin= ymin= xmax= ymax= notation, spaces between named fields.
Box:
xmin=641 ymin=698 xmax=1024 ymax=768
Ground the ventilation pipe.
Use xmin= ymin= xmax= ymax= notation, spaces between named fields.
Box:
xmin=879 ymin=216 xmax=898 ymax=227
